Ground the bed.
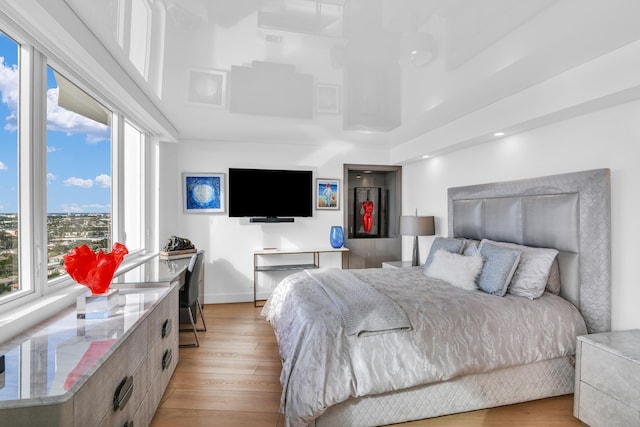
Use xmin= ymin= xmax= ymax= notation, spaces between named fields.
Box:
xmin=261 ymin=169 xmax=611 ymax=427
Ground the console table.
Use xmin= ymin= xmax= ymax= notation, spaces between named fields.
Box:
xmin=253 ymin=247 xmax=349 ymax=306
xmin=0 ymin=257 xmax=184 ymax=426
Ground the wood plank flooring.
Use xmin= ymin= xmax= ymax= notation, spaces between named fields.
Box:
xmin=150 ymin=303 xmax=583 ymax=427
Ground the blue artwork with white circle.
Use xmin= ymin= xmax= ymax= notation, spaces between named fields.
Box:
xmin=186 ymin=176 xmax=220 ymax=209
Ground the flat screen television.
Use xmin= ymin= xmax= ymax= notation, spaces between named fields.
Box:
xmin=228 ymin=168 xmax=313 ymax=222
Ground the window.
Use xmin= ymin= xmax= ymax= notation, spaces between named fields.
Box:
xmin=0 ymin=32 xmax=20 ymax=299
xmin=122 ymin=121 xmax=144 ymax=252
xmin=46 ymin=67 xmax=112 ymax=281
xmin=0 ymin=23 xmax=150 ymax=310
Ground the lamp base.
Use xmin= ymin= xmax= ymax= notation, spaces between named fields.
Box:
xmin=412 ymin=235 xmax=421 ymax=267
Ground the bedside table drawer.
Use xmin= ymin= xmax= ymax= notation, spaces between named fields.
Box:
xmin=581 ymin=343 xmax=640 ymax=410
xmin=578 ymin=382 xmax=640 ymax=427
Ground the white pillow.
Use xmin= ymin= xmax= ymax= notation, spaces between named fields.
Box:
xmin=423 ymin=237 xmax=465 ymax=270
xmin=424 ymin=249 xmax=484 ymax=291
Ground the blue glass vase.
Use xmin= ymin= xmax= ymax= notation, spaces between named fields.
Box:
xmin=329 ymin=226 xmax=344 ymax=248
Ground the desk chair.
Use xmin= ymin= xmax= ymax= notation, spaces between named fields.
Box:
xmin=179 ymin=251 xmax=207 ymax=347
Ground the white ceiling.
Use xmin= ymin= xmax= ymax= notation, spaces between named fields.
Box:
xmin=62 ymin=0 xmax=640 ymax=150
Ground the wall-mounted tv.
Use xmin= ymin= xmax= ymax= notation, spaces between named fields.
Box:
xmin=228 ymin=168 xmax=313 ymax=222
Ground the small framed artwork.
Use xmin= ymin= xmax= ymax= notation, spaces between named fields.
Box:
xmin=354 ymin=187 xmax=381 ymax=237
xmin=316 ymin=84 xmax=340 ymax=114
xmin=316 ymin=178 xmax=340 ymax=210
xmin=182 ymin=172 xmax=225 ymax=213
xmin=187 ymin=69 xmax=227 ymax=107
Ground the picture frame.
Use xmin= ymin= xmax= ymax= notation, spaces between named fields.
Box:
xmin=187 ymin=69 xmax=227 ymax=107
xmin=182 ymin=172 xmax=225 ymax=213
xmin=316 ymin=178 xmax=340 ymax=210
xmin=354 ymin=187 xmax=381 ymax=237
xmin=316 ymin=83 xmax=340 ymax=114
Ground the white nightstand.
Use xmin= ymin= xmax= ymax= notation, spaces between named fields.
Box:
xmin=381 ymin=261 xmax=415 ymax=269
xmin=574 ymin=329 xmax=640 ymax=426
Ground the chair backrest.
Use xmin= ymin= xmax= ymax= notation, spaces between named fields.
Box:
xmin=180 ymin=251 xmax=203 ymax=307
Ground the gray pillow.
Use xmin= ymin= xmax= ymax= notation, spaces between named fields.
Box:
xmin=545 ymin=258 xmax=561 ymax=295
xmin=462 ymin=239 xmax=480 ymax=256
xmin=477 ymin=241 xmax=521 ymax=296
xmin=423 ymin=237 xmax=465 ymax=270
xmin=481 ymin=239 xmax=559 ymax=299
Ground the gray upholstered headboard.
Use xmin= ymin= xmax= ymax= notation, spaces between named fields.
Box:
xmin=447 ymin=169 xmax=611 ymax=334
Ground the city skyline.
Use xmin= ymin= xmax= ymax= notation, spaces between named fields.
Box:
xmin=0 ymin=32 xmax=112 ymax=214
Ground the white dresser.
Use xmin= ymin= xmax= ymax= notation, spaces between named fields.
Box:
xmin=574 ymin=329 xmax=640 ymax=427
xmin=0 ymin=285 xmax=179 ymax=426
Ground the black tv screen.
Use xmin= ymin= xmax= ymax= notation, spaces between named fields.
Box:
xmin=228 ymin=168 xmax=313 ymax=219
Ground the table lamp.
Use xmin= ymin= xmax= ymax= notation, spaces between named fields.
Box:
xmin=399 ymin=214 xmax=435 ymax=266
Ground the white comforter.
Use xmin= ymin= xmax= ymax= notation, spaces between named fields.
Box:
xmin=261 ymin=267 xmax=587 ymax=427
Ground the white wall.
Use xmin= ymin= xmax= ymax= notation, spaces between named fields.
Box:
xmin=402 ymin=100 xmax=640 ymax=331
xmin=159 ymin=139 xmax=390 ymax=303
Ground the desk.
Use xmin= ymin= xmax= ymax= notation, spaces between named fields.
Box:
xmin=111 ymin=254 xmax=190 ymax=289
xmin=112 ymin=254 xmax=199 ymax=324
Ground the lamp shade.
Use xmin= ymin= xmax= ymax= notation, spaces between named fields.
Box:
xmin=399 ymin=215 xmax=435 ymax=236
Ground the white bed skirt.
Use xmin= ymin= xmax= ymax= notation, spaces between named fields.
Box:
xmin=314 ymin=356 xmax=575 ymax=427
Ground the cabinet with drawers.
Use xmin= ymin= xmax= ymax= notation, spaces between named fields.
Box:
xmin=574 ymin=329 xmax=640 ymax=427
xmin=0 ymin=285 xmax=179 ymax=426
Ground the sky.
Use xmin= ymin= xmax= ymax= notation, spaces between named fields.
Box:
xmin=0 ymin=32 xmax=112 ymax=214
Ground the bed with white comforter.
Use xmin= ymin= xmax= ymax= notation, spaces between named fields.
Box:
xmin=262 ymin=266 xmax=587 ymax=426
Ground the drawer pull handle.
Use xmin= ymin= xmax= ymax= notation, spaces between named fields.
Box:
xmin=162 ymin=318 xmax=172 ymax=338
xmin=113 ymin=375 xmax=134 ymax=410
xmin=122 ymin=421 xmax=134 ymax=427
xmin=162 ymin=349 xmax=173 ymax=370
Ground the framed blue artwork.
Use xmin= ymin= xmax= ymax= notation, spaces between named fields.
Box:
xmin=182 ymin=172 xmax=225 ymax=213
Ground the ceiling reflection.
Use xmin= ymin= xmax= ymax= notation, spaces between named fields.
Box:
xmin=63 ymin=0 xmax=640 ymax=144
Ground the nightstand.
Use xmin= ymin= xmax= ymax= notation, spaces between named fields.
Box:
xmin=574 ymin=329 xmax=640 ymax=426
xmin=381 ymin=261 xmax=415 ymax=269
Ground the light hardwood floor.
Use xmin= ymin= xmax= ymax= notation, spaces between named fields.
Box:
xmin=150 ymin=303 xmax=583 ymax=427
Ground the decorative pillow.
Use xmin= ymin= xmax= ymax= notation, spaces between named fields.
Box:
xmin=481 ymin=240 xmax=559 ymax=299
xmin=423 ymin=237 xmax=465 ymax=271
xmin=476 ymin=241 xmax=521 ymax=296
xmin=545 ymin=258 xmax=561 ymax=295
xmin=424 ymin=249 xmax=484 ymax=291
xmin=462 ymin=239 xmax=480 ymax=256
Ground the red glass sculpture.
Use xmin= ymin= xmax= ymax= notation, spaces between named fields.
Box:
xmin=361 ymin=200 xmax=374 ymax=233
xmin=63 ymin=242 xmax=129 ymax=294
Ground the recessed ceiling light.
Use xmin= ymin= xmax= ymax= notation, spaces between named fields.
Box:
xmin=493 ymin=132 xmax=505 ymax=137
xmin=422 ymin=155 xmax=430 ymax=159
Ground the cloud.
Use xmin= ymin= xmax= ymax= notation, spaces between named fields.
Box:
xmin=0 ymin=56 xmax=18 ymax=132
xmin=47 ymin=172 xmax=56 ymax=184
xmin=60 ymin=174 xmax=111 ymax=189
xmin=0 ymin=160 xmax=7 ymax=170
xmin=83 ymin=203 xmax=110 ymax=210
xmin=94 ymin=174 xmax=111 ymax=188
xmin=59 ymin=203 xmax=84 ymax=213
xmin=47 ymin=145 xmax=57 ymax=152
xmin=64 ymin=177 xmax=93 ymax=188
xmin=57 ymin=202 xmax=111 ymax=214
